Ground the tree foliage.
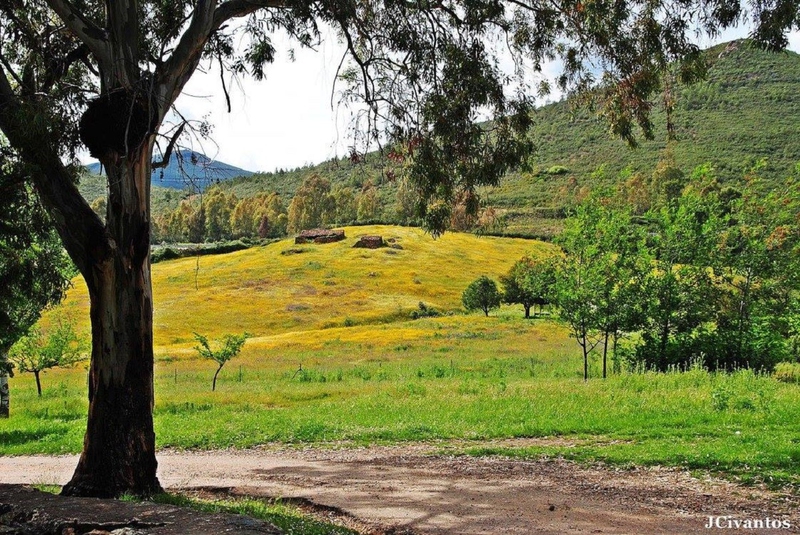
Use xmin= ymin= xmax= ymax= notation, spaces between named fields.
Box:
xmin=193 ymin=332 xmax=248 ymax=391
xmin=553 ymin=167 xmax=800 ymax=376
xmin=0 ymin=159 xmax=72 ymax=376
xmin=287 ymin=174 xmax=335 ymax=233
xmin=462 ymin=276 xmax=502 ymax=317
xmin=10 ymin=317 xmax=86 ymax=396
xmin=501 ymin=255 xmax=557 ymax=319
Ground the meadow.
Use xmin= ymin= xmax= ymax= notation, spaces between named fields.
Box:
xmin=3 ymin=226 xmax=800 ymax=492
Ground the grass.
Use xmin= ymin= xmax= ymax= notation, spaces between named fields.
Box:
xmin=4 ymin=226 xmax=800 ymax=493
xmin=4 ymin=313 xmax=800 ymax=489
xmin=50 ymin=225 xmax=548 ymax=349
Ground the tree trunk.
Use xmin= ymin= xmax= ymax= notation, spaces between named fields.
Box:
xmin=212 ymin=364 xmax=223 ymax=392
xmin=602 ymin=332 xmax=609 ymax=379
xmin=0 ymin=372 xmax=9 ymax=418
xmin=581 ymin=332 xmax=589 ymax=382
xmin=524 ymin=305 xmax=530 ymax=319
xmin=61 ymin=147 xmax=161 ymax=499
xmin=34 ymin=370 xmax=42 ymax=397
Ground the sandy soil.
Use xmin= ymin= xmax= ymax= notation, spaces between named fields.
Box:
xmin=2 ymin=439 xmax=798 ymax=534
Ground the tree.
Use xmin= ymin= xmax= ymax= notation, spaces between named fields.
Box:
xmin=10 ymin=317 xmax=86 ymax=397
xmin=193 ymin=332 xmax=247 ymax=391
xmin=1 ymin=162 xmax=71 ymax=417
xmin=713 ymin=175 xmax=800 ymax=369
xmin=636 ymin=184 xmax=725 ymax=371
xmin=394 ymin=177 xmax=420 ymax=226
xmin=287 ymin=174 xmax=334 ymax=233
xmin=501 ymin=255 xmax=557 ymax=319
xmin=330 ymin=186 xmax=357 ymax=225
xmin=553 ymin=195 xmax=649 ymax=379
xmin=203 ymin=186 xmax=237 ymax=241
xmin=0 ymin=0 xmax=792 ymax=499
xmin=356 ymin=181 xmax=379 ymax=222
xmin=462 ymin=276 xmax=502 ymax=317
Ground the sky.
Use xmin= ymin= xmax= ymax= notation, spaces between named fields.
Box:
xmin=149 ymin=26 xmax=800 ymax=174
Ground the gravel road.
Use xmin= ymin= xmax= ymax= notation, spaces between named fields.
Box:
xmin=2 ymin=440 xmax=798 ymax=534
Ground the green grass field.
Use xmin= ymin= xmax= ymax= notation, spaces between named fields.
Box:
xmin=3 ymin=226 xmax=800 ymax=492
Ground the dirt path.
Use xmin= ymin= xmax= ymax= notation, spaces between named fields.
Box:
xmin=2 ymin=440 xmax=798 ymax=534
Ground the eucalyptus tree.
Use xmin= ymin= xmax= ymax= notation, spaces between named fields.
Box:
xmin=0 ymin=0 xmax=796 ymax=499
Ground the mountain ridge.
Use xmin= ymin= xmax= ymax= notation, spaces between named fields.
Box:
xmin=85 ymin=149 xmax=255 ymax=192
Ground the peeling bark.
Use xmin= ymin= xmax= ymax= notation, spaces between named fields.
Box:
xmin=62 ymin=144 xmax=161 ymax=498
xmin=0 ymin=372 xmax=9 ymax=418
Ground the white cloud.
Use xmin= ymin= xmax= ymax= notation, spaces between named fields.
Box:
xmin=173 ymin=30 xmax=349 ymax=173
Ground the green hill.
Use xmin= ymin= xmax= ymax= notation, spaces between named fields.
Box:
xmin=492 ymin=40 xmax=800 ymax=202
xmin=209 ymin=40 xmax=800 ymax=235
xmin=51 ymin=225 xmax=551 ymax=354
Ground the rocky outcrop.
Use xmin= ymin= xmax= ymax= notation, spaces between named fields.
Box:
xmin=295 ymin=229 xmax=345 ymax=244
xmin=353 ymin=236 xmax=385 ymax=249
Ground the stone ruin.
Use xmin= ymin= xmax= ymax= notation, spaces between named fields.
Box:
xmin=295 ymin=228 xmax=346 ymax=244
xmin=353 ymin=235 xmax=385 ymax=249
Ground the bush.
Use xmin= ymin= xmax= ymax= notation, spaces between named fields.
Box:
xmin=773 ymin=362 xmax=800 ymax=384
xmin=410 ymin=302 xmax=441 ymax=319
xmin=545 ymin=165 xmax=569 ymax=175
xmin=151 ymin=247 xmax=180 ymax=263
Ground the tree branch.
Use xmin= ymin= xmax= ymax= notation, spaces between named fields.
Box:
xmin=158 ymin=0 xmax=286 ymax=107
xmin=157 ymin=0 xmax=218 ymax=106
xmin=152 ymin=121 xmax=186 ymax=169
xmin=0 ymin=66 xmax=110 ymax=279
xmin=104 ymin=0 xmax=141 ymax=86
xmin=211 ymin=0 xmax=286 ymax=28
xmin=43 ymin=0 xmax=110 ymax=69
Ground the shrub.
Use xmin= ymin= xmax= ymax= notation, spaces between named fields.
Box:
xmin=410 ymin=302 xmax=441 ymax=319
xmin=545 ymin=165 xmax=569 ymax=175
xmin=773 ymin=362 xmax=800 ymax=384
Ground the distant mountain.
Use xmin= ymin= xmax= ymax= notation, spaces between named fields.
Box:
xmin=86 ymin=149 xmax=254 ymax=191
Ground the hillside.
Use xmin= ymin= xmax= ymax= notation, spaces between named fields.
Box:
xmin=212 ymin=41 xmax=800 ymax=235
xmin=51 ymin=225 xmax=551 ymax=353
xmin=85 ymin=149 xmax=254 ymax=192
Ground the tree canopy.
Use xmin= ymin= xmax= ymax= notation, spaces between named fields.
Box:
xmin=463 ymin=276 xmax=502 ymax=317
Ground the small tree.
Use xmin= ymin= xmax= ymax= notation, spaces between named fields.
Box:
xmin=501 ymin=256 xmax=557 ymax=318
xmin=462 ymin=276 xmax=502 ymax=317
xmin=193 ymin=333 xmax=248 ymax=391
xmin=10 ymin=318 xmax=86 ymax=397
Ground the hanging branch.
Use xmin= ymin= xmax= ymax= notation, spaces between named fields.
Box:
xmin=152 ymin=121 xmax=186 ymax=169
